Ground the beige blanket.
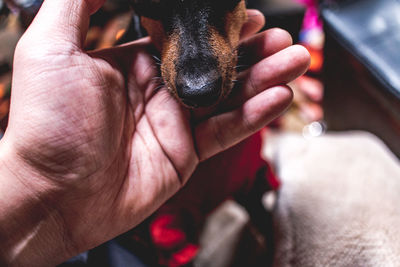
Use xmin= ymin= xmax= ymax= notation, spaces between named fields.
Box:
xmin=266 ymin=131 xmax=400 ymax=267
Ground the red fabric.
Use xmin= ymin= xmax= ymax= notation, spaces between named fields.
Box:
xmin=169 ymin=244 xmax=199 ymax=267
xmin=150 ymin=214 xmax=187 ymax=250
xmin=150 ymin=211 xmax=200 ymax=266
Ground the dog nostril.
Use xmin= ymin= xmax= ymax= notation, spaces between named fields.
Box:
xmin=176 ymin=75 xmax=223 ymax=107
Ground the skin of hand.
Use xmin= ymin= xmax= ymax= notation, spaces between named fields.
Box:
xmin=0 ymin=0 xmax=310 ymax=265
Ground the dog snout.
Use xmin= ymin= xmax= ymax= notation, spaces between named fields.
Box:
xmin=175 ymin=71 xmax=222 ymax=107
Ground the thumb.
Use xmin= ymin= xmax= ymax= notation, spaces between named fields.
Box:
xmin=22 ymin=0 xmax=105 ymax=49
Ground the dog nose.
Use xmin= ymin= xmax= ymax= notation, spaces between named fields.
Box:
xmin=175 ymin=73 xmax=222 ymax=107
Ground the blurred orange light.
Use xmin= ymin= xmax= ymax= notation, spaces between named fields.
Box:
xmin=307 ymin=45 xmax=324 ymax=73
xmin=116 ymin=29 xmax=126 ymax=41
xmin=0 ymin=83 xmax=5 ymax=99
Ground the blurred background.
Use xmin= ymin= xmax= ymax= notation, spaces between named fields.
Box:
xmin=1 ymin=0 xmax=400 ymax=266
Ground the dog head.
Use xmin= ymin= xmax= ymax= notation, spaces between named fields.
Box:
xmin=131 ymin=0 xmax=247 ymax=108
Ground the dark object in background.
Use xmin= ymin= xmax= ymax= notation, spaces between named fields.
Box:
xmin=322 ymin=0 xmax=400 ymax=157
xmin=0 ymin=0 xmax=10 ymax=29
xmin=1 ymin=1 xmax=9 ymax=16
xmin=247 ymin=0 xmax=305 ymax=43
xmin=322 ymin=0 xmax=400 ymax=98
xmin=4 ymin=0 xmax=43 ymax=28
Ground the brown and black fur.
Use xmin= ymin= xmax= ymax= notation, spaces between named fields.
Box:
xmin=131 ymin=0 xmax=247 ymax=108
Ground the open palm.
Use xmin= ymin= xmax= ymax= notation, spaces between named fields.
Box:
xmin=1 ymin=0 xmax=309 ymax=264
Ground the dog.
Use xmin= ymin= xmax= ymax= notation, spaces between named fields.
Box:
xmin=131 ymin=0 xmax=247 ymax=108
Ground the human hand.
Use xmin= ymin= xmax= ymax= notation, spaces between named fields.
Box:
xmin=0 ymin=0 xmax=309 ymax=265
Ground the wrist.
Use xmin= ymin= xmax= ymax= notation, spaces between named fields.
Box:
xmin=0 ymin=137 xmax=71 ymax=266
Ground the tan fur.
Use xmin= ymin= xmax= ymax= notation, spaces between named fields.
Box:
xmin=209 ymin=0 xmax=247 ymax=99
xmin=141 ymin=17 xmax=179 ymax=98
xmin=160 ymin=31 xmax=180 ymax=99
xmin=225 ymin=0 xmax=248 ymax=46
